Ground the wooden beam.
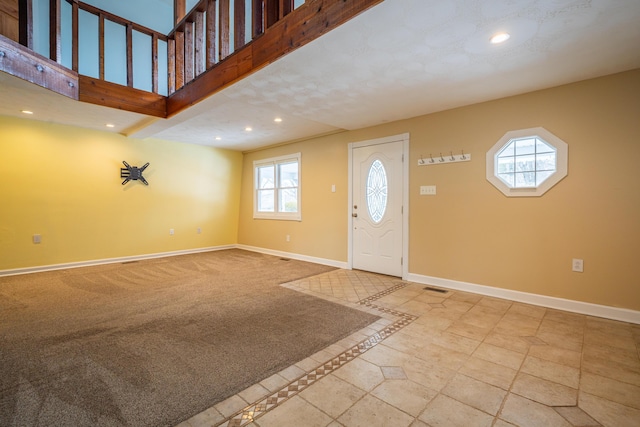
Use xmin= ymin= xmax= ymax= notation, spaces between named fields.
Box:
xmin=280 ymin=0 xmax=293 ymax=19
xmin=167 ymin=0 xmax=382 ymax=116
xmin=49 ymin=0 xmax=61 ymax=62
xmin=194 ymin=10 xmax=204 ymax=75
xmin=174 ymin=0 xmax=186 ymax=25
xmin=152 ymin=33 xmax=158 ymax=93
xmin=253 ymin=0 xmax=383 ymax=66
xmin=126 ymin=23 xmax=133 ymax=87
xmin=18 ymin=0 xmax=33 ymax=49
xmin=78 ymin=75 xmax=166 ymax=117
xmin=175 ymin=30 xmax=184 ymax=89
xmin=234 ymin=0 xmax=245 ymax=50
xmin=71 ymin=0 xmax=78 ymax=71
xmin=219 ymin=0 xmax=229 ymax=59
xmin=265 ymin=0 xmax=278 ymax=29
xmin=170 ymin=43 xmax=254 ymax=113
xmin=98 ymin=13 xmax=104 ymax=79
xmin=252 ymin=0 xmax=263 ymax=38
xmin=205 ymin=0 xmax=216 ymax=68
xmin=0 ymin=0 xmax=19 ymax=18
xmin=1 ymin=0 xmax=20 ymax=42
xmin=184 ymin=20 xmax=194 ymax=82
xmin=168 ymin=38 xmax=176 ymax=94
xmin=0 ymin=34 xmax=78 ymax=99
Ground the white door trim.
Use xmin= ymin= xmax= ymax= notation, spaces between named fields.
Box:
xmin=348 ymin=133 xmax=409 ymax=279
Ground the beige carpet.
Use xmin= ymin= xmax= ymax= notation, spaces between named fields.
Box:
xmin=0 ymin=249 xmax=379 ymax=427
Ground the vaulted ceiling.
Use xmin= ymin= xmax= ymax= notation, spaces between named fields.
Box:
xmin=2 ymin=0 xmax=640 ymax=151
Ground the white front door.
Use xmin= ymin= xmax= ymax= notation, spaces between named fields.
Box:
xmin=351 ymin=139 xmax=404 ymax=277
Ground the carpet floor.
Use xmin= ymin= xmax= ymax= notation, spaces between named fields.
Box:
xmin=0 ymin=249 xmax=380 ymax=426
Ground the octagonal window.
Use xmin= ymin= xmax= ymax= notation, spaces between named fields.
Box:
xmin=486 ymin=127 xmax=568 ymax=197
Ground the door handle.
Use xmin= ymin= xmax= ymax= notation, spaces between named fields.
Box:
xmin=352 ymin=213 xmax=358 ymax=218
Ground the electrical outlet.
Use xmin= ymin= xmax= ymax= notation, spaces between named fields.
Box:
xmin=197 ymin=227 xmax=201 ymax=234
xmin=286 ymin=235 xmax=290 ymax=242
xmin=420 ymin=185 xmax=436 ymax=195
xmin=572 ymin=258 xmax=584 ymax=273
xmin=33 ymin=234 xmax=41 ymax=244
xmin=169 ymin=229 xmax=174 ymax=236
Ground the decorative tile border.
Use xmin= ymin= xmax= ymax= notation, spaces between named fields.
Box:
xmin=356 ymin=281 xmax=409 ymax=305
xmin=215 ymin=281 xmax=416 ymax=427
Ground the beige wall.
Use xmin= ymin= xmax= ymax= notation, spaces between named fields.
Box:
xmin=2 ymin=70 xmax=637 ymax=310
xmin=239 ymin=133 xmax=353 ymax=261
xmin=238 ymin=69 xmax=640 ymax=311
xmin=0 ymin=116 xmax=243 ymax=270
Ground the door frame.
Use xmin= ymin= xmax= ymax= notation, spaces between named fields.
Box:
xmin=348 ymin=133 xmax=410 ymax=279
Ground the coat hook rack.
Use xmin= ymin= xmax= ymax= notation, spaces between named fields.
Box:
xmin=418 ymin=150 xmax=471 ymax=166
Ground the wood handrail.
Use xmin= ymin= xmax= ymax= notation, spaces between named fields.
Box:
xmin=168 ymin=0 xmax=209 ymax=38
xmin=63 ymin=0 xmax=167 ymax=41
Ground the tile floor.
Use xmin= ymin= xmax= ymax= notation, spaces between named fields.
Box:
xmin=176 ymin=270 xmax=640 ymax=427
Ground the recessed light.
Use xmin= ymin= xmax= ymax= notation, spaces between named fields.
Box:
xmin=21 ymin=110 xmax=34 ymax=115
xmin=215 ymin=136 xmax=222 ymax=141
xmin=274 ymin=117 xmax=282 ymax=123
xmin=106 ymin=123 xmax=115 ymax=128
xmin=245 ymin=127 xmax=252 ymax=132
xmin=490 ymin=32 xmax=510 ymax=44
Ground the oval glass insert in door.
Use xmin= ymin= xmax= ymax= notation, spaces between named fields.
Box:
xmin=366 ymin=159 xmax=388 ymax=223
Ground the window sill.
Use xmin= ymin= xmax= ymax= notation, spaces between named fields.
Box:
xmin=253 ymin=214 xmax=302 ymax=221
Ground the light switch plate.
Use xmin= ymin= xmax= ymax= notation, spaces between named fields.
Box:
xmin=572 ymin=258 xmax=584 ymax=272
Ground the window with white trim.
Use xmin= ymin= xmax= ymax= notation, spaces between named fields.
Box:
xmin=486 ymin=127 xmax=568 ymax=197
xmin=254 ymin=153 xmax=301 ymax=220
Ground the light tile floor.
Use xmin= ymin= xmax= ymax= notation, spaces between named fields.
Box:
xmin=177 ymin=270 xmax=640 ymax=427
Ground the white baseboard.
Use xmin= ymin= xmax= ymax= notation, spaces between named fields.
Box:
xmin=4 ymin=246 xmax=637 ymax=325
xmin=406 ymin=273 xmax=640 ymax=325
xmin=235 ymin=244 xmax=349 ymax=270
xmin=0 ymin=245 xmax=235 ymax=277
xmin=0 ymin=244 xmax=345 ymax=277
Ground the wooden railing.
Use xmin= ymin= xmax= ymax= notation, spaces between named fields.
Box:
xmin=168 ymin=0 xmax=216 ymax=94
xmin=9 ymin=0 xmax=381 ymax=117
xmin=18 ymin=0 xmax=302 ymax=96
xmin=63 ymin=0 xmax=168 ymax=94
xmin=166 ymin=0 xmax=299 ymax=94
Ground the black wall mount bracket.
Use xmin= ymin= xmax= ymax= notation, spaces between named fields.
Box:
xmin=120 ymin=161 xmax=149 ymax=185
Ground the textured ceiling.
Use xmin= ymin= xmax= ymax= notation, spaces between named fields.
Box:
xmin=0 ymin=71 xmax=152 ymax=132
xmin=2 ymin=0 xmax=640 ymax=151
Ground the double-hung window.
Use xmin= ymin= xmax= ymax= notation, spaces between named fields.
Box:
xmin=254 ymin=153 xmax=301 ymax=220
